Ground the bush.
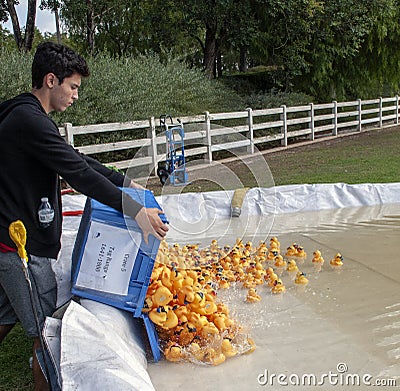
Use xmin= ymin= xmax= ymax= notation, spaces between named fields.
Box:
xmin=0 ymin=49 xmax=32 ymax=102
xmin=0 ymin=48 xmax=313 ymax=126
xmin=0 ymin=48 xmax=245 ymax=125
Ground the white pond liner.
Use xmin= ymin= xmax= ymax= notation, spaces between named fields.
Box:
xmin=52 ymin=183 xmax=400 ymax=390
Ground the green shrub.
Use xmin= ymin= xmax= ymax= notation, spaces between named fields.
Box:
xmin=0 ymin=48 xmax=245 ymax=125
xmin=0 ymin=49 xmax=32 ymax=102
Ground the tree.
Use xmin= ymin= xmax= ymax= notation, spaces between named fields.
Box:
xmin=40 ymin=0 xmax=62 ymax=44
xmin=173 ymin=0 xmax=259 ymax=78
xmin=298 ymin=0 xmax=396 ymax=100
xmin=2 ymin=0 xmax=37 ymax=51
xmin=61 ymin=0 xmax=118 ymax=55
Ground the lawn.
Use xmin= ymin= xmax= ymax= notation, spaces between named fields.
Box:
xmin=1 ymin=125 xmax=399 ymax=390
xmin=146 ymin=126 xmax=400 ymax=194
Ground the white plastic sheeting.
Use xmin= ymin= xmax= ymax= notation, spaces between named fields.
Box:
xmin=52 ymin=183 xmax=400 ymax=390
xmin=60 ymin=300 xmax=154 ymax=391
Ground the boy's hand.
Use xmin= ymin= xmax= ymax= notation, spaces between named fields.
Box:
xmin=135 ymin=207 xmax=169 ymax=244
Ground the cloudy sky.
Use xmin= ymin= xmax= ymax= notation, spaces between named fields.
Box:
xmin=2 ymin=1 xmax=56 ymax=33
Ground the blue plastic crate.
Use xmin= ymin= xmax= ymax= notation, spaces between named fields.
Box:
xmin=71 ymin=188 xmax=166 ymax=361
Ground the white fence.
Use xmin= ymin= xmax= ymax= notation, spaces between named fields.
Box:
xmin=59 ymin=96 xmax=399 ymax=174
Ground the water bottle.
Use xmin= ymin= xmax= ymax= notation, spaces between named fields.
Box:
xmin=38 ymin=197 xmax=54 ymax=228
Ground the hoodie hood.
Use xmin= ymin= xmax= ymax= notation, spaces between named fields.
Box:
xmin=0 ymin=93 xmax=43 ymax=124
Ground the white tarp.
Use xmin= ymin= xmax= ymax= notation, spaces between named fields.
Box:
xmin=51 ymin=183 xmax=400 ymax=390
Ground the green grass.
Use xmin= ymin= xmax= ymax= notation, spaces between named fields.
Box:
xmin=146 ymin=126 xmax=400 ymax=194
xmin=1 ymin=126 xmax=399 ymax=390
xmin=0 ymin=325 xmax=33 ymax=391
xmin=265 ymin=127 xmax=400 ymax=186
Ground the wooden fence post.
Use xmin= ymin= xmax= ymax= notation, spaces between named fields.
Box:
xmin=247 ymin=107 xmax=254 ymax=154
xmin=147 ymin=116 xmax=158 ymax=175
xmin=205 ymin=111 xmax=213 ymax=162
xmin=357 ymin=99 xmax=362 ymax=131
xmin=396 ymin=95 xmax=399 ymax=125
xmin=379 ymin=97 xmax=383 ymax=128
xmin=64 ymin=123 xmax=74 ymax=146
xmin=310 ymin=103 xmax=315 ymax=141
xmin=332 ymin=101 xmax=338 ymax=136
xmin=280 ymin=105 xmax=287 ymax=147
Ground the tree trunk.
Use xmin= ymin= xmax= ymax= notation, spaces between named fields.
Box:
xmin=216 ymin=39 xmax=222 ymax=78
xmin=86 ymin=0 xmax=95 ymax=54
xmin=239 ymin=46 xmax=247 ymax=72
xmin=6 ymin=0 xmax=23 ymax=50
xmin=54 ymin=3 xmax=62 ymax=44
xmin=203 ymin=23 xmax=217 ymax=79
xmin=24 ymin=0 xmax=37 ymax=52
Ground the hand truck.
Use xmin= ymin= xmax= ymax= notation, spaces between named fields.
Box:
xmin=157 ymin=115 xmax=189 ymax=186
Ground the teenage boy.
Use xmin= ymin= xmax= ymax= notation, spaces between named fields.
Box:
xmin=0 ymin=41 xmax=168 ymax=390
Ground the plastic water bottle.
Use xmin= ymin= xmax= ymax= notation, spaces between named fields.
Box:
xmin=38 ymin=197 xmax=54 ymax=228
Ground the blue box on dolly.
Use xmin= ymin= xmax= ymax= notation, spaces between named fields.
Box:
xmin=71 ymin=188 xmax=167 ymax=362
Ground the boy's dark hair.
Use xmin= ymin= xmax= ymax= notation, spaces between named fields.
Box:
xmin=32 ymin=42 xmax=90 ymax=88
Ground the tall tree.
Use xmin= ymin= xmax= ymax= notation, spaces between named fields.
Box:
xmin=61 ymin=0 xmax=117 ymax=54
xmin=299 ymin=0 xmax=395 ymax=100
xmin=24 ymin=0 xmax=36 ymax=51
xmin=3 ymin=0 xmax=37 ymax=51
xmin=40 ymin=0 xmax=62 ymax=44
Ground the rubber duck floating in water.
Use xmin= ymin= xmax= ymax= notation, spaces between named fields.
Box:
xmin=286 ymin=259 xmax=299 ymax=272
xmin=271 ymin=278 xmax=286 ymax=294
xmin=274 ymin=254 xmax=287 ymax=268
xmin=294 ymin=271 xmax=309 ymax=285
xmin=246 ymin=288 xmax=261 ymax=302
xmin=330 ymin=253 xmax=344 ymax=266
xmin=312 ymin=250 xmax=324 ymax=264
xmin=164 ymin=342 xmax=183 ymax=362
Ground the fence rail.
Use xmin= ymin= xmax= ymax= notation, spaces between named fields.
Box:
xmin=59 ymin=96 xmax=400 ymax=175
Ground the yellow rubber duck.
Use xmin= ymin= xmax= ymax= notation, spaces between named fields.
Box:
xmin=286 ymin=259 xmax=299 ymax=272
xmin=271 ymin=279 xmax=286 ymax=294
xmin=173 ymin=305 xmax=189 ymax=324
xmin=188 ymin=312 xmax=209 ymax=330
xmin=170 ymin=268 xmax=185 ymax=290
xmin=160 ymin=266 xmax=173 ymax=289
xmin=200 ymin=322 xmax=220 ymax=341
xmin=152 ymin=285 xmax=173 ymax=307
xmin=177 ymin=285 xmax=195 ymax=305
xmin=164 ymin=342 xmax=183 ymax=362
xmin=274 ymin=255 xmax=287 ymax=268
xmin=149 ymin=306 xmax=167 ymax=327
xmin=285 ymin=244 xmax=297 ymax=257
xmin=312 ymin=250 xmax=324 ymax=264
xmin=295 ymin=245 xmax=307 ymax=258
xmin=267 ymin=273 xmax=278 ymax=287
xmin=198 ymin=299 xmax=218 ymax=316
xmin=221 ymin=338 xmax=238 ymax=358
xmin=212 ymin=313 xmax=233 ymax=331
xmin=267 ymin=249 xmax=279 ymax=260
xmin=162 ymin=306 xmax=179 ymax=330
xmin=294 ymin=271 xmax=309 ymax=285
xmin=330 ymin=253 xmax=344 ymax=266
xmin=246 ymin=288 xmax=261 ymax=303
xmin=177 ymin=322 xmax=198 ymax=346
xmin=269 ymin=236 xmax=280 ymax=251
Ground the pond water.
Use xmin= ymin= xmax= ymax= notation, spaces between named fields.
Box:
xmin=147 ymin=203 xmax=400 ymax=390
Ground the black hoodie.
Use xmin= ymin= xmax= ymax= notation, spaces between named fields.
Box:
xmin=0 ymin=93 xmax=142 ymax=258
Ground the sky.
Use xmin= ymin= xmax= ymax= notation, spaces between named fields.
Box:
xmin=2 ymin=1 xmax=56 ymax=33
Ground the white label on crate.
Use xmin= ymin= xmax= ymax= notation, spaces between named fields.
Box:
xmin=75 ymin=221 xmax=141 ymax=295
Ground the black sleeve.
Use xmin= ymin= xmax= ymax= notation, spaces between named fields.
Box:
xmin=81 ymin=153 xmax=126 ymax=187
xmin=22 ymin=114 xmax=142 ymax=218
